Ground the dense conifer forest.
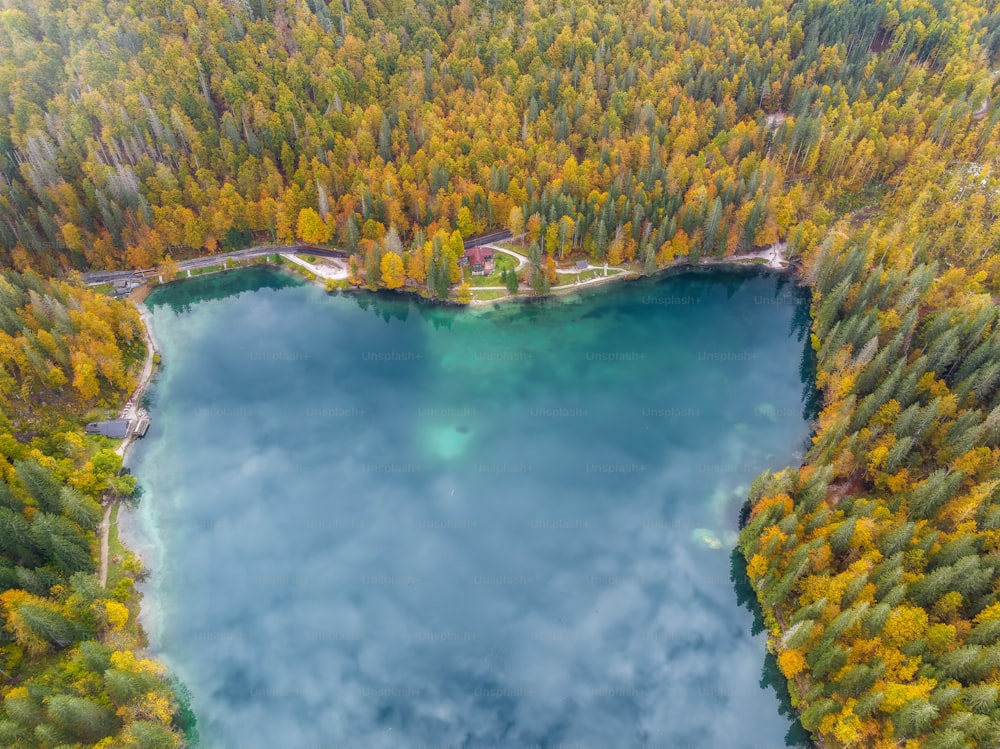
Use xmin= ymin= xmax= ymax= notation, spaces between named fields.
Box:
xmin=0 ymin=0 xmax=999 ymax=745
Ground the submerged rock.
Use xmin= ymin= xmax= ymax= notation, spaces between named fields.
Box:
xmin=754 ymin=403 xmax=778 ymax=422
xmin=691 ymin=527 xmax=724 ymax=549
xmin=426 ymin=424 xmax=473 ymax=459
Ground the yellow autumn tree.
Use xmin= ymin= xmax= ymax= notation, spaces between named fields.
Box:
xmin=778 ymin=648 xmax=807 ymax=678
xmin=103 ymin=600 xmax=130 ymax=630
xmin=406 ymin=246 xmax=426 ymax=284
xmin=883 ymin=605 xmax=929 ymax=647
xmin=544 ymin=255 xmax=558 ymax=285
xmin=508 ymin=206 xmax=524 ymax=238
xmin=70 ymin=351 xmax=101 ymax=401
xmin=296 ymin=207 xmax=331 ymax=244
xmin=380 ymin=251 xmax=405 ymax=289
xmin=456 ymin=206 xmax=475 ymax=237
xmin=158 ymin=254 xmax=180 ymax=280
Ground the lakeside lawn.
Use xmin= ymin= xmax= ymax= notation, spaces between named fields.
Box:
xmin=106 ymin=500 xmax=144 ymax=599
xmin=471 ymin=288 xmax=509 ymax=301
xmin=91 ymin=282 xmax=115 ymax=295
xmin=190 ymin=264 xmax=221 ymax=276
xmin=464 ymin=252 xmax=517 ymax=287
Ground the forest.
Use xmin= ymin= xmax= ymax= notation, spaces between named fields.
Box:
xmin=0 ymin=272 xmax=187 ymax=747
xmin=0 ymin=0 xmax=998 ymax=745
xmin=0 ymin=0 xmax=998 ymax=293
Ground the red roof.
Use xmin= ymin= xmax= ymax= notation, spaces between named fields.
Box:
xmin=464 ymin=246 xmax=493 ymax=264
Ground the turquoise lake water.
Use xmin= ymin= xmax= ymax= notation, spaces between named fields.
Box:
xmin=123 ymin=267 xmax=817 ymax=748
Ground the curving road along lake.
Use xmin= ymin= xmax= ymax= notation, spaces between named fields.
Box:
xmin=122 ymin=267 xmax=817 ymax=749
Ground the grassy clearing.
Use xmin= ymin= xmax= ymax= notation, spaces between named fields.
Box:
xmin=106 ymin=502 xmax=126 ymax=588
xmin=464 ymin=253 xmax=517 ymax=287
xmin=81 ymin=433 xmax=121 ymax=459
xmin=106 ymin=501 xmax=143 ymax=593
xmin=472 ymin=288 xmax=509 ymax=301
xmin=285 ymin=262 xmax=318 ymax=281
xmin=190 ymin=264 xmax=223 ymax=276
xmin=553 ymin=268 xmax=597 ymax=285
xmin=552 ymin=267 xmax=621 ymax=286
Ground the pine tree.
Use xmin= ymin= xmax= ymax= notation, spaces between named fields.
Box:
xmin=505 ymin=268 xmax=519 ymax=294
xmin=46 ymin=695 xmax=119 ymax=743
xmin=15 ymin=460 xmax=63 ymax=514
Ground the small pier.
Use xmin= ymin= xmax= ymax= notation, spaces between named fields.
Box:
xmin=132 ymin=414 xmax=150 ymax=438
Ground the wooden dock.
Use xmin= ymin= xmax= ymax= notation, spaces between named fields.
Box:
xmin=132 ymin=414 xmax=150 ymax=438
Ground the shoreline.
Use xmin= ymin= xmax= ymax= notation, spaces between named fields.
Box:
xmin=99 ymin=300 xmax=160 ymax=588
xmin=107 ymin=300 xmax=171 ymax=664
xmin=106 ymin=256 xmax=808 ymax=745
xmin=117 ymin=302 xmax=160 ymax=461
xmin=465 ymin=250 xmax=796 ymax=308
xmin=134 ymin=242 xmax=795 ymax=310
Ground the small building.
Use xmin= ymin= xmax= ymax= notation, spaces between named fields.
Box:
xmin=575 ymin=260 xmax=589 ymax=271
xmin=464 ymin=246 xmax=494 ymax=275
xmin=85 ymin=419 xmax=131 ymax=439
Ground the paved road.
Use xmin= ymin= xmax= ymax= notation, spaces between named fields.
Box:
xmin=82 ymin=230 xmax=515 ymax=287
xmin=464 ymin=229 xmax=512 ymax=247
xmin=486 ymin=244 xmax=528 ymax=271
xmin=486 ymin=244 xmax=628 ymax=277
xmin=81 ymin=244 xmax=348 ymax=285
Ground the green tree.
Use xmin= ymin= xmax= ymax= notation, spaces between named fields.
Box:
xmin=46 ymin=695 xmax=119 ymax=743
xmin=433 ymin=254 xmax=451 ymax=299
xmin=16 ymin=460 xmax=63 ymax=514
xmin=504 ymin=268 xmax=519 ymax=294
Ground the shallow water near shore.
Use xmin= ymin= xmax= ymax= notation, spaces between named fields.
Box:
xmin=122 ymin=267 xmax=817 ymax=749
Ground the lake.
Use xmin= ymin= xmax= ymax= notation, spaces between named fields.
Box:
xmin=122 ymin=266 xmax=817 ymax=749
